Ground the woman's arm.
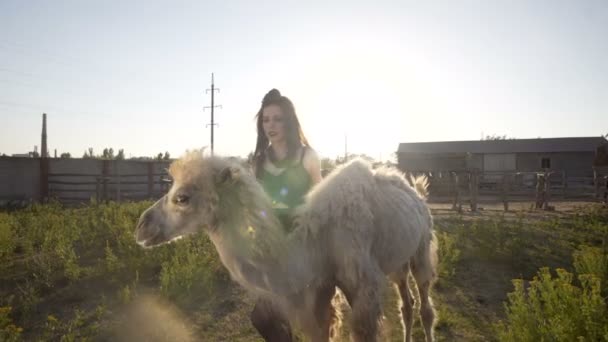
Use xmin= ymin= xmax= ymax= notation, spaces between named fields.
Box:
xmin=303 ymin=148 xmax=322 ymax=185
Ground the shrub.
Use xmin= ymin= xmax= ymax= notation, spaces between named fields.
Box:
xmin=497 ymin=268 xmax=608 ymax=341
xmin=436 ymin=231 xmax=460 ymax=277
xmin=574 ymin=245 xmax=608 ymax=296
xmin=0 ymin=306 xmax=22 ymax=342
xmin=0 ymin=214 xmax=16 ymax=264
xmin=159 ymin=234 xmax=227 ymax=303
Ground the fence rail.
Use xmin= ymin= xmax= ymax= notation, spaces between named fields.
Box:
xmin=48 ymin=172 xmax=171 ymax=203
xmin=404 ymin=168 xmax=608 ymax=211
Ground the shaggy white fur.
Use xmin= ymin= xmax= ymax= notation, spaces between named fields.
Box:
xmin=135 ymin=152 xmax=437 ymax=342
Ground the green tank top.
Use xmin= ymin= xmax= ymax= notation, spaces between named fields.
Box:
xmin=259 ymin=148 xmax=312 ymax=231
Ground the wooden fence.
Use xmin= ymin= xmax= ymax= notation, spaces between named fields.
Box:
xmin=406 ymin=168 xmax=608 ymax=211
xmin=48 ymin=172 xmax=171 ymax=203
xmin=42 ymin=159 xmax=171 ymax=204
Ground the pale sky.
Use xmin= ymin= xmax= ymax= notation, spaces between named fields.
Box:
xmin=1 ymin=0 xmax=607 ymax=160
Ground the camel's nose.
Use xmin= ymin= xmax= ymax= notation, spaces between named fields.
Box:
xmin=134 ymin=209 xmax=159 ymax=243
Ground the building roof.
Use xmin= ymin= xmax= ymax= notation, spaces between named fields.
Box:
xmin=398 ymin=137 xmax=608 ymax=154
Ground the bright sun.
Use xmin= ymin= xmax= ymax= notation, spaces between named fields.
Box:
xmin=292 ymin=55 xmax=418 ymax=161
xmin=286 ymin=44 xmax=469 ymax=162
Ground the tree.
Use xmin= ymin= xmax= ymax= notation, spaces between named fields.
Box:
xmin=156 ymin=153 xmax=163 ymax=160
xmin=116 ymin=149 xmax=125 ymax=160
xmin=60 ymin=152 xmax=71 ymax=158
xmin=101 ymin=148 xmax=115 ymax=159
xmin=482 ymin=134 xmax=507 ymax=141
xmin=321 ymin=157 xmax=336 ymax=172
xmin=163 ymin=151 xmax=170 ymax=160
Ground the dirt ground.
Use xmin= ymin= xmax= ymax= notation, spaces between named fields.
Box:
xmin=429 ymin=200 xmax=603 ymax=218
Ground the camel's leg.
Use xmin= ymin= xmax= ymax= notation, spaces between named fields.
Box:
xmin=250 ymin=297 xmax=293 ymax=342
xmin=391 ymin=263 xmax=414 ymax=342
xmin=338 ymin=262 xmax=384 ymax=342
xmin=412 ymin=260 xmax=436 ymax=342
xmin=314 ymin=284 xmax=338 ymax=342
xmin=297 ymin=283 xmax=338 ymax=342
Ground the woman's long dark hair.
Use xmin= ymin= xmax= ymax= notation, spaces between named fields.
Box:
xmin=253 ymin=89 xmax=310 ymax=179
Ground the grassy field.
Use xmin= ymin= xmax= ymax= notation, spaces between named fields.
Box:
xmin=1 ymin=201 xmax=607 ymax=341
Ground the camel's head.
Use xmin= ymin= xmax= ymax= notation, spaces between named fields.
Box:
xmin=134 ymin=151 xmax=243 ymax=248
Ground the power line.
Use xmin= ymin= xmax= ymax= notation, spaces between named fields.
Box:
xmin=0 ymin=100 xmax=115 ymax=118
xmin=0 ymin=78 xmax=39 ymax=88
xmin=0 ymin=67 xmax=41 ymax=78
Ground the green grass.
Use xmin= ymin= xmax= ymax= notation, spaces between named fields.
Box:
xmin=0 ymin=201 xmax=607 ymax=341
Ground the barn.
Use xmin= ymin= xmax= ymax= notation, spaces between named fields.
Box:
xmin=397 ymin=137 xmax=607 ymax=177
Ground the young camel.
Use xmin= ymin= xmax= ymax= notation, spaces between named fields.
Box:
xmin=135 ymin=151 xmax=437 ymax=342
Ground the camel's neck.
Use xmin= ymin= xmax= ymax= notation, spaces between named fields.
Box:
xmin=209 ymin=188 xmax=318 ymax=296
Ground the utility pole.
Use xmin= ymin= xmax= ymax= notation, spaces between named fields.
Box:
xmin=344 ymin=133 xmax=348 ymax=162
xmin=204 ymin=73 xmax=222 ymax=155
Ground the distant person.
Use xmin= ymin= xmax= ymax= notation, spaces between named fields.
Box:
xmin=250 ymin=88 xmax=323 ymax=341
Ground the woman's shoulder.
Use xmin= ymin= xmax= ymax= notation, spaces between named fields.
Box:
xmin=301 ymin=146 xmax=322 ymax=184
xmin=301 ymin=146 xmax=320 ymax=166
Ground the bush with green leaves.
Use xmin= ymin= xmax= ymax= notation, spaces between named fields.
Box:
xmin=436 ymin=231 xmax=460 ymax=277
xmin=497 ymin=267 xmax=608 ymax=342
xmin=496 ymin=205 xmax=608 ymax=341
xmin=0 ymin=213 xmax=16 ymax=264
xmin=0 ymin=200 xmax=231 ymax=339
xmin=159 ymin=233 xmax=228 ymax=303
xmin=574 ymin=245 xmax=608 ymax=296
xmin=0 ymin=306 xmax=22 ymax=342
xmin=42 ymin=306 xmax=105 ymax=342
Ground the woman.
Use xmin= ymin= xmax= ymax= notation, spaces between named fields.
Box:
xmin=252 ymin=88 xmax=322 ymax=229
xmin=250 ymin=88 xmax=324 ymax=341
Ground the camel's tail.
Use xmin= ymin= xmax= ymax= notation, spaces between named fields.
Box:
xmin=408 ymin=174 xmax=430 ymax=199
xmin=412 ymin=231 xmax=438 ymax=285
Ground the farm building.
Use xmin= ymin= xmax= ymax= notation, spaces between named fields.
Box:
xmin=397 ymin=137 xmax=608 ymax=177
xmin=397 ymin=137 xmax=608 ymax=201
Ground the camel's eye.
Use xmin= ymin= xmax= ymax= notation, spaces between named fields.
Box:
xmin=174 ymin=194 xmax=190 ymax=205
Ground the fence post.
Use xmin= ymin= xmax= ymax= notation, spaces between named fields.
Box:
xmin=543 ymin=172 xmax=551 ymax=210
xmin=451 ymin=172 xmax=462 ymax=212
xmin=101 ymin=159 xmax=110 ymax=202
xmin=562 ymin=170 xmax=567 ymax=199
xmin=502 ymin=173 xmax=509 ymax=211
xmin=39 ymin=156 xmax=49 ymax=202
xmin=469 ymin=170 xmax=478 ymax=212
xmin=116 ymin=160 xmax=121 ymax=202
xmin=147 ymin=162 xmax=154 ymax=198
xmin=594 ymin=170 xmax=599 ymax=199
xmin=604 ymin=175 xmax=608 ymax=204
xmin=95 ymin=177 xmax=100 ymax=202
xmin=535 ymin=173 xmax=546 ymax=209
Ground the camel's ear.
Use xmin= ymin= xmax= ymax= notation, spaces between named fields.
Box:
xmin=216 ymin=166 xmax=240 ymax=185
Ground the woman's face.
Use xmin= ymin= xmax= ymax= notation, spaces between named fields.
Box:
xmin=262 ymin=104 xmax=286 ymax=145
